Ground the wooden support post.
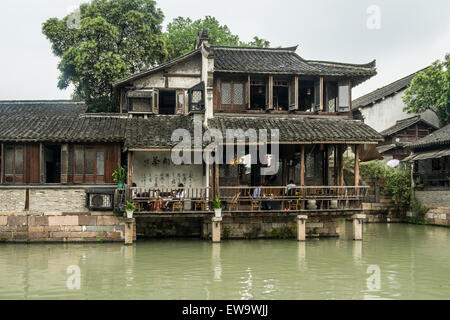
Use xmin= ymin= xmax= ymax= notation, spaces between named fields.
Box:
xmin=319 ymin=77 xmax=324 ymax=111
xmin=297 ymin=215 xmax=308 ymax=241
xmin=269 ymin=76 xmax=274 ymax=110
xmin=39 ymin=143 xmax=44 ymax=184
xmin=214 ymin=163 xmax=219 ymax=198
xmin=354 ymin=145 xmax=360 ymax=187
xmin=127 ymin=151 xmax=133 ymax=187
xmin=294 ymin=76 xmax=299 ymax=110
xmin=248 ymin=75 xmax=251 ymax=109
xmin=0 ymin=143 xmax=4 ymax=184
xmin=300 ymin=145 xmax=305 ymax=187
xmin=339 ymin=145 xmax=345 ymax=187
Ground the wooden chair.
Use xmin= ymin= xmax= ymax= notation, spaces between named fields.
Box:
xmin=193 ymin=195 xmax=206 ymax=211
xmin=228 ymin=192 xmax=240 ymax=211
xmin=249 ymin=195 xmax=260 ymax=211
xmin=288 ymin=200 xmax=298 ymax=210
xmin=172 ymin=200 xmax=184 ymax=212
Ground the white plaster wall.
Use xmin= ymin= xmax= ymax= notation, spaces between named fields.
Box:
xmin=133 ymin=55 xmax=202 ymax=90
xmin=132 ymin=151 xmax=205 ymax=188
xmin=359 ymin=90 xmax=440 ymax=132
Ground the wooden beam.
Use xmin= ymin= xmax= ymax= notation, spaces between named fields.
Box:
xmin=0 ymin=143 xmax=4 ymax=184
xmin=294 ymin=76 xmax=299 ymax=110
xmin=319 ymin=77 xmax=324 ymax=111
xmin=269 ymin=76 xmax=274 ymax=110
xmin=248 ymin=75 xmax=251 ymax=109
xmin=39 ymin=143 xmax=44 ymax=184
xmin=127 ymin=151 xmax=133 ymax=187
xmin=354 ymin=145 xmax=360 ymax=187
xmin=339 ymin=145 xmax=345 ymax=186
xmin=214 ymin=163 xmax=220 ymax=197
xmin=300 ymin=145 xmax=305 ymax=186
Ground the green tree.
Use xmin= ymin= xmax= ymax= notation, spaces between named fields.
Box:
xmin=403 ymin=54 xmax=450 ymax=126
xmin=42 ymin=0 xmax=167 ymax=112
xmin=165 ymin=16 xmax=270 ymax=60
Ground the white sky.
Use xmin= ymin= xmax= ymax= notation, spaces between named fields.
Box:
xmin=0 ymin=0 xmax=449 ymax=100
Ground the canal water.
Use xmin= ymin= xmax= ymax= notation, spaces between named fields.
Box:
xmin=1 ymin=222 xmax=449 ymax=300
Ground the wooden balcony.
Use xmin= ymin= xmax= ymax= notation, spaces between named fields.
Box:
xmin=118 ymin=186 xmax=368 ymax=214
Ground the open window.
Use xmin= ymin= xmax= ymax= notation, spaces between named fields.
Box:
xmin=298 ymin=81 xmax=315 ymax=112
xmin=325 ymin=82 xmax=338 ymax=112
xmin=273 ymin=80 xmax=289 ymax=111
xmin=159 ymin=90 xmax=176 ymax=115
xmin=43 ymin=144 xmax=61 ymax=183
xmin=250 ymin=79 xmax=266 ymax=110
xmin=126 ymin=89 xmax=159 ymax=114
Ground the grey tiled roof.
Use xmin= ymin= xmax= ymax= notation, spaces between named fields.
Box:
xmin=352 ymin=67 xmax=429 ymax=110
xmin=409 ymin=124 xmax=450 ymax=150
xmin=212 ymin=46 xmax=377 ymax=83
xmin=380 ymin=115 xmax=438 ymax=137
xmin=0 ymin=101 xmax=384 ymax=147
xmin=112 ymin=45 xmax=377 ymax=87
xmin=0 ymin=100 xmax=86 ymax=116
xmin=208 ymin=115 xmax=383 ymax=144
xmin=125 ymin=115 xmax=200 ymax=149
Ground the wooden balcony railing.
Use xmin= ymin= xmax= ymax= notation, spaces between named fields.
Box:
xmin=124 ymin=187 xmax=211 ymax=213
xmin=117 ymin=186 xmax=369 ymax=213
xmin=218 ymin=186 xmax=369 ymax=211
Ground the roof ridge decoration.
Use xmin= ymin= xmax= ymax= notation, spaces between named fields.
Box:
xmin=307 ymin=59 xmax=376 ymax=69
xmin=211 ymin=45 xmax=299 ymax=52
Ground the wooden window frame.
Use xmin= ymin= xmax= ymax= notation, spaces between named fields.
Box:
xmin=70 ymin=145 xmax=107 ymax=184
xmin=221 ymin=80 xmax=246 ymax=109
xmin=4 ymin=144 xmax=24 ymax=184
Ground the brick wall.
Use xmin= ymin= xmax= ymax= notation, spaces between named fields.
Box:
xmin=415 ymin=190 xmax=450 ymax=208
xmin=29 ymin=189 xmax=88 ymax=212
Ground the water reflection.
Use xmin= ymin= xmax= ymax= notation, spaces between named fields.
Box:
xmin=212 ymin=243 xmax=222 ymax=282
xmin=0 ymin=223 xmax=450 ymax=300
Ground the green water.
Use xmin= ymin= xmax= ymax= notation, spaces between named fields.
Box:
xmin=0 ymin=223 xmax=449 ymax=300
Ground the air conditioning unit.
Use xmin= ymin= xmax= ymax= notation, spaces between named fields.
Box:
xmin=86 ymin=189 xmax=115 ymax=211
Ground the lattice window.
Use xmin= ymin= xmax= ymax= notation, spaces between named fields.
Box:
xmin=233 ymin=83 xmax=244 ymax=105
xmin=192 ymin=91 xmax=202 ymax=104
xmin=221 ymin=82 xmax=231 ymax=104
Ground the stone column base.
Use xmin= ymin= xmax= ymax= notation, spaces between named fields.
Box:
xmin=351 ymin=214 xmax=366 ymax=241
xmin=297 ymin=215 xmax=308 ymax=241
xmin=212 ymin=217 xmax=222 ymax=243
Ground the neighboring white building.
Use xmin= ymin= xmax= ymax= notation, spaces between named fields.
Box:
xmin=352 ymin=68 xmax=440 ymax=132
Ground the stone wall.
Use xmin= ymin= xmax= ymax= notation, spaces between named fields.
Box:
xmin=29 ymin=189 xmax=88 ymax=212
xmin=0 ymin=187 xmax=89 ymax=213
xmin=0 ymin=189 xmax=26 ymax=212
xmin=135 ymin=214 xmax=341 ymax=240
xmin=0 ymin=211 xmax=134 ymax=243
xmin=415 ymin=189 xmax=450 ymax=208
xmin=425 ymin=207 xmax=450 ymax=227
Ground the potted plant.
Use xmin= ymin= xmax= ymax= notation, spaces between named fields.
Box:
xmin=112 ymin=165 xmax=126 ymax=189
xmin=212 ymin=196 xmax=222 ymax=218
xmin=125 ymin=201 xmax=135 ymax=219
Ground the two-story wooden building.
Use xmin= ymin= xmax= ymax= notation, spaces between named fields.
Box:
xmin=0 ymin=31 xmax=384 ymax=241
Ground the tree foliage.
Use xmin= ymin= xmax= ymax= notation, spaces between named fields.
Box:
xmin=42 ymin=0 xmax=167 ymax=112
xmin=403 ymin=54 xmax=450 ymax=126
xmin=165 ymin=16 xmax=270 ymax=60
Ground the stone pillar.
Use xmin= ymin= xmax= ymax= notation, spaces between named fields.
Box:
xmin=211 ymin=217 xmax=222 ymax=243
xmin=351 ymin=214 xmax=366 ymax=240
xmin=125 ymin=218 xmax=135 ymax=245
xmin=297 ymin=215 xmax=308 ymax=241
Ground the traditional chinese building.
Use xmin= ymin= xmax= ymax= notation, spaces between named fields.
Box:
xmin=0 ymin=31 xmax=384 ymax=242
